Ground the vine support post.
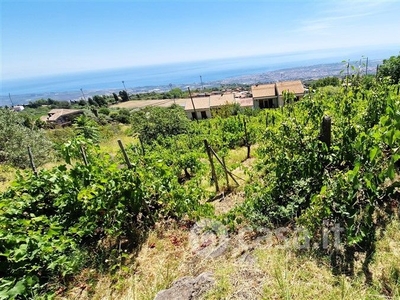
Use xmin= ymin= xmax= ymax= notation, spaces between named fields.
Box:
xmin=208 ymin=145 xmax=239 ymax=187
xmin=80 ymin=145 xmax=88 ymax=166
xmin=204 ymin=139 xmax=219 ymax=192
xmin=118 ymin=139 xmax=133 ymax=169
xmin=243 ymin=118 xmax=251 ymax=159
xmin=222 ymin=156 xmax=230 ymax=190
xmin=138 ymin=135 xmax=145 ymax=156
xmin=118 ymin=139 xmax=154 ymax=223
xmin=27 ymin=146 xmax=38 ymax=176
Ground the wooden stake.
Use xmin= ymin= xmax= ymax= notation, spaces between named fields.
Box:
xmin=138 ymin=136 xmax=145 ymax=156
xmin=243 ymin=118 xmax=250 ymax=159
xmin=118 ymin=139 xmax=154 ymax=223
xmin=80 ymin=145 xmax=88 ymax=166
xmin=204 ymin=139 xmax=219 ymax=192
xmin=222 ymin=156 xmax=230 ymax=189
xmin=27 ymin=146 xmax=37 ymax=176
xmin=118 ymin=139 xmax=133 ymax=169
xmin=208 ymin=145 xmax=239 ymax=186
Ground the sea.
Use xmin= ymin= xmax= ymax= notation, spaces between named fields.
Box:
xmin=1 ymin=47 xmax=397 ymax=107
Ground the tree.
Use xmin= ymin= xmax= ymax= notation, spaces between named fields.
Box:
xmin=112 ymin=93 xmax=120 ymax=103
xmin=378 ymin=54 xmax=400 ymax=84
xmin=88 ymin=97 xmax=98 ymax=106
xmin=310 ymin=76 xmax=340 ymax=89
xmin=0 ymin=109 xmax=53 ymax=168
xmin=168 ymin=88 xmax=184 ymax=99
xmin=119 ymin=90 xmax=129 ymax=102
xmin=130 ymin=106 xmax=190 ymax=143
xmin=93 ymin=95 xmax=107 ymax=107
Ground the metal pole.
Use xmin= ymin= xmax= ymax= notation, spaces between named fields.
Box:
xmin=122 ymin=81 xmax=127 ymax=92
xmin=366 ymin=57 xmax=368 ymax=76
xmin=8 ymin=93 xmax=14 ymax=107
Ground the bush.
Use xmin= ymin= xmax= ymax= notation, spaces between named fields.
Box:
xmin=130 ymin=106 xmax=190 ymax=143
xmin=98 ymin=107 xmax=110 ymax=116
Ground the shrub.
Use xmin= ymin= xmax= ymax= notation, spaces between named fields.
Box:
xmin=130 ymin=106 xmax=190 ymax=143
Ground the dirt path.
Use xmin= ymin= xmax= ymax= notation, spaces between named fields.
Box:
xmin=110 ymin=98 xmax=187 ymax=110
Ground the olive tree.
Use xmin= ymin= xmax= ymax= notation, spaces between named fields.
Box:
xmin=0 ymin=109 xmax=53 ymax=168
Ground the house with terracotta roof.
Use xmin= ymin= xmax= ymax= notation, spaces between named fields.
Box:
xmin=40 ymin=109 xmax=84 ymax=126
xmin=251 ymin=83 xmax=278 ymax=109
xmin=276 ymin=80 xmax=305 ymax=105
xmin=251 ymin=80 xmax=305 ymax=109
xmin=184 ymin=97 xmax=211 ymax=120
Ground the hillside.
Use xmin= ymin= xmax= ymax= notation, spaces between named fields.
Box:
xmin=1 ymin=68 xmax=400 ymax=299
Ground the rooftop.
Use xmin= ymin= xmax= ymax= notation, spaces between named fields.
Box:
xmin=251 ymin=84 xmax=276 ymax=98
xmin=209 ymin=93 xmax=235 ymax=108
xmin=276 ymin=80 xmax=304 ymax=95
xmin=41 ymin=109 xmax=83 ymax=122
xmin=184 ymin=97 xmax=210 ymax=110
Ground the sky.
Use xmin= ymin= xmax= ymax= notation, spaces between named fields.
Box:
xmin=1 ymin=0 xmax=400 ymax=80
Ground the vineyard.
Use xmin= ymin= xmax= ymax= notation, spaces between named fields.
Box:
xmin=1 ymin=72 xmax=400 ymax=298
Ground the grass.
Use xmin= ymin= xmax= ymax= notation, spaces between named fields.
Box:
xmin=56 ymin=218 xmax=400 ymax=300
xmin=0 ymin=165 xmax=16 ymax=192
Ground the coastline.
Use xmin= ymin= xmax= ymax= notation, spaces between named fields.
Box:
xmin=0 ymin=59 xmax=381 ymax=107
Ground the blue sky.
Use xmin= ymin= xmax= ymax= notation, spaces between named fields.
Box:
xmin=1 ymin=0 xmax=400 ymax=80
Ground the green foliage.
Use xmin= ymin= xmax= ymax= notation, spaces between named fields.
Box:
xmin=110 ymin=108 xmax=131 ymax=124
xmin=310 ymin=76 xmax=341 ymax=89
xmin=26 ymin=98 xmax=71 ymax=109
xmin=378 ymin=54 xmax=400 ymax=84
xmin=0 ymin=136 xmax=213 ymax=298
xmin=131 ymin=106 xmax=190 ymax=144
xmin=73 ymin=115 xmax=100 ymax=143
xmin=236 ymin=75 xmax=400 ymax=278
xmin=98 ymin=107 xmax=110 ymax=116
xmin=211 ymin=103 xmax=241 ymax=118
xmin=0 ymin=109 xmax=53 ymax=168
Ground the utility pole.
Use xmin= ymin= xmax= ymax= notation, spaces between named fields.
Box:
xmin=80 ymin=88 xmax=87 ymax=101
xmin=365 ymin=57 xmax=368 ymax=76
xmin=8 ymin=93 xmax=14 ymax=107
xmin=200 ymin=75 xmax=204 ymax=91
xmin=122 ymin=81 xmax=127 ymax=92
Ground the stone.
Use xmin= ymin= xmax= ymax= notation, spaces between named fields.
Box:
xmin=154 ymin=272 xmax=215 ymax=300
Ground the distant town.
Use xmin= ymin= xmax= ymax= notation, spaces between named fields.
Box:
xmin=1 ymin=59 xmax=381 ymax=107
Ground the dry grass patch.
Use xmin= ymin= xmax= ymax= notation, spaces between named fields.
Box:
xmin=0 ymin=165 xmax=15 ymax=192
xmin=59 ymin=222 xmax=196 ymax=300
